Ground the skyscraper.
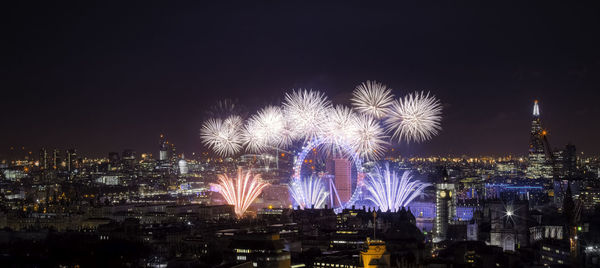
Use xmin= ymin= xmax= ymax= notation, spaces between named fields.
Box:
xmin=526 ymin=100 xmax=554 ymax=179
xmin=52 ymin=149 xmax=60 ymax=170
xmin=553 ymin=144 xmax=577 ymax=180
xmin=159 ymin=134 xmax=168 ymax=161
xmin=122 ymin=149 xmax=136 ymax=161
xmin=65 ymin=149 xmax=77 ymax=173
xmin=563 ymin=144 xmax=577 ymax=179
xmin=334 ymin=158 xmax=352 ymax=206
xmin=39 ymin=148 xmax=48 ymax=170
xmin=178 ymin=154 xmax=188 ymax=175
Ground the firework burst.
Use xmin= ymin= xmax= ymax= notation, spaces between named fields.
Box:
xmin=200 ymin=116 xmax=244 ymax=157
xmin=241 ymin=121 xmax=266 ymax=153
xmin=243 ymin=106 xmax=290 ymax=153
xmin=283 ymin=89 xmax=332 ymax=140
xmin=364 ymin=163 xmax=430 ymax=212
xmin=349 ymin=114 xmax=388 ymax=160
xmin=385 ymin=91 xmax=442 ymax=143
xmin=213 ymin=168 xmax=270 ymax=217
xmin=289 ymin=175 xmax=329 ymax=209
xmin=351 ymin=81 xmax=395 ymax=119
xmin=200 ymin=84 xmax=443 ymax=160
xmin=320 ymin=106 xmax=357 ymax=157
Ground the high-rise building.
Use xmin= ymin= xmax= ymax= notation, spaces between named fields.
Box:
xmin=333 ymin=158 xmax=352 ymax=206
xmin=108 ymin=152 xmax=120 ymax=163
xmin=526 ymin=100 xmax=554 ymax=179
xmin=170 ymin=143 xmax=177 ymax=164
xmin=563 ymin=144 xmax=577 ymax=179
xmin=52 ymin=149 xmax=60 ymax=169
xmin=553 ymin=149 xmax=565 ymax=178
xmin=553 ymin=144 xmax=577 ymax=180
xmin=122 ymin=149 xmax=136 ymax=161
xmin=39 ymin=148 xmax=48 ymax=170
xmin=178 ymin=154 xmax=188 ymax=175
xmin=159 ymin=134 xmax=168 ymax=161
xmin=65 ymin=149 xmax=77 ymax=173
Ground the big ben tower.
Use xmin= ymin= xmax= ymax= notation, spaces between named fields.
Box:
xmin=434 ymin=168 xmax=455 ymax=242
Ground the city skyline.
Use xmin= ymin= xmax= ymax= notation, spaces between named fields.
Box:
xmin=4 ymin=2 xmax=600 ymax=157
xmin=3 ymin=3 xmax=600 ymax=267
xmin=0 ymin=99 xmax=594 ymax=160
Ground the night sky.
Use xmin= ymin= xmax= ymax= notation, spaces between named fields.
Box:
xmin=4 ymin=2 xmax=600 ymax=158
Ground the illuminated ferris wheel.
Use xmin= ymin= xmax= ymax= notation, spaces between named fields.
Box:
xmin=289 ymin=137 xmax=366 ymax=213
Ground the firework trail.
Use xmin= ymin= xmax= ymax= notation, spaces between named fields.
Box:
xmin=288 ymin=175 xmax=328 ymax=209
xmin=213 ymin=168 xmax=270 ymax=217
xmin=364 ymin=163 xmax=430 ymax=212
xmin=205 ymin=99 xmax=245 ymax=119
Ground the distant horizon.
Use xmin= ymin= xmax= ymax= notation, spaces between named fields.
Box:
xmin=0 ymin=141 xmax=594 ymax=161
xmin=2 ymin=98 xmax=596 ymax=159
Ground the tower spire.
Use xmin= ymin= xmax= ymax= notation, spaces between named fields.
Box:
xmin=526 ymin=99 xmax=553 ymax=179
xmin=533 ymin=100 xmax=540 ymax=117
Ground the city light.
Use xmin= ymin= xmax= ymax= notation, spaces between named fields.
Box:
xmin=5 ymin=3 xmax=599 ymax=267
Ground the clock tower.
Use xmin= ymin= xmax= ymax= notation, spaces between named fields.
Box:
xmin=434 ymin=168 xmax=455 ymax=242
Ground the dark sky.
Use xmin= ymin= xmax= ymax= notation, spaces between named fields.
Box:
xmin=3 ymin=2 xmax=600 ymax=158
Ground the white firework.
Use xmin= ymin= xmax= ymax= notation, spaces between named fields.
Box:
xmin=385 ymin=91 xmax=442 ymax=143
xmin=349 ymin=114 xmax=388 ymax=160
xmin=351 ymin=80 xmax=395 ymax=119
xmin=200 ymin=115 xmax=243 ymax=157
xmin=242 ymin=106 xmax=289 ymax=153
xmin=224 ymin=115 xmax=244 ymax=131
xmin=320 ymin=106 xmax=357 ymax=157
xmin=289 ymin=175 xmax=328 ymax=209
xmin=241 ymin=121 xmax=266 ymax=153
xmin=364 ymin=163 xmax=430 ymax=212
xmin=283 ymin=89 xmax=332 ymax=140
xmin=200 ymin=84 xmax=444 ymax=157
